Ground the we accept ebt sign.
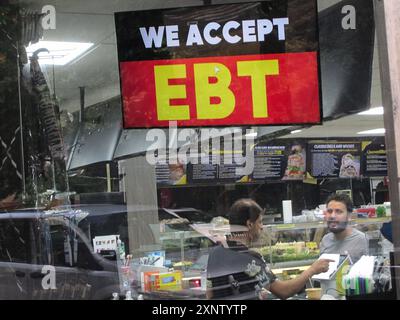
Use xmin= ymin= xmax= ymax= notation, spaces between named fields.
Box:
xmin=115 ymin=0 xmax=321 ymax=128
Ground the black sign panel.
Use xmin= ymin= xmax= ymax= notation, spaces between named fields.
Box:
xmin=319 ymin=0 xmax=375 ymax=118
xmin=252 ymin=144 xmax=286 ymax=180
xmin=251 ymin=140 xmax=307 ymax=181
xmin=115 ymin=0 xmax=317 ymax=62
xmin=186 ymin=150 xmax=247 ymax=184
xmin=361 ymin=140 xmax=387 ymax=177
xmin=308 ymin=141 xmax=362 ymax=178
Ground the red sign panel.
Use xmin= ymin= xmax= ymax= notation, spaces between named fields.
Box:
xmin=121 ymin=52 xmax=320 ymax=128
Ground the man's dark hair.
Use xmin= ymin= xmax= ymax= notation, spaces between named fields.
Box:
xmin=228 ymin=198 xmax=264 ymax=226
xmin=325 ymin=193 xmax=353 ymax=213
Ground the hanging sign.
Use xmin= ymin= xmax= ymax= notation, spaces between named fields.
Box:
xmin=115 ymin=0 xmax=320 ymax=128
xmin=361 ymin=140 xmax=387 ymax=177
xmin=308 ymin=141 xmax=362 ymax=178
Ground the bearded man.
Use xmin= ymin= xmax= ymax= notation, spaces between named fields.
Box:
xmin=320 ymin=193 xmax=369 ymax=263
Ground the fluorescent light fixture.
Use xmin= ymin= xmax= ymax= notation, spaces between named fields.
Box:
xmin=26 ymin=41 xmax=94 ymax=66
xmin=290 ymin=129 xmax=302 ymax=134
xmin=357 ymin=128 xmax=385 ymax=135
xmin=357 ymin=106 xmax=384 ymax=115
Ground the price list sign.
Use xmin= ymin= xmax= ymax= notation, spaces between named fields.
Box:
xmin=308 ymin=142 xmax=361 ymax=178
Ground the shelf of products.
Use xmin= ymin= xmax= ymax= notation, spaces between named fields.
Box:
xmin=126 ymin=215 xmax=392 ymax=299
xmin=255 ymin=216 xmax=392 ymax=268
xmin=264 ymin=216 xmax=391 ymax=232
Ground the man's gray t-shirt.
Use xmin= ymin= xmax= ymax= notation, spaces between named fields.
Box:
xmin=319 ymin=228 xmax=369 ymax=263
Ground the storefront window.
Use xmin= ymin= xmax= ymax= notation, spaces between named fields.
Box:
xmin=0 ymin=0 xmax=398 ymax=302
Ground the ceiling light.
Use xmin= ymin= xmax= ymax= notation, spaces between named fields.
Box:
xmin=357 ymin=106 xmax=384 ymax=115
xmin=290 ymin=129 xmax=302 ymax=134
xmin=357 ymin=128 xmax=385 ymax=135
xmin=26 ymin=41 xmax=94 ymax=66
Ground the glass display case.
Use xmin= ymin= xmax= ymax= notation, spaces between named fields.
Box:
xmin=0 ymin=202 xmax=393 ymax=300
xmin=125 ymin=214 xmax=392 ymax=300
xmin=254 ymin=217 xmax=392 ymax=281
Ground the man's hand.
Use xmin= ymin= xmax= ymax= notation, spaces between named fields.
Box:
xmin=309 ymin=258 xmax=334 ymax=275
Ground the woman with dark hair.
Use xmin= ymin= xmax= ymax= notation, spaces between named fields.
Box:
xmin=227 ymin=198 xmax=266 ymax=248
xmin=218 ymin=198 xmax=332 ymax=299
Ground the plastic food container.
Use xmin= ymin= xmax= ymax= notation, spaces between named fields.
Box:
xmin=305 ymin=288 xmax=322 ymax=300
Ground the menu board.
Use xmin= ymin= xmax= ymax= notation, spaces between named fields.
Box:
xmin=252 ymin=141 xmax=306 ymax=180
xmin=187 ymin=154 xmax=218 ymax=184
xmin=155 ymin=152 xmax=187 ymax=186
xmin=282 ymin=142 xmax=307 ymax=180
xmin=308 ymin=142 xmax=361 ymax=178
xmin=187 ymin=152 xmax=247 ymax=184
xmin=185 ymin=140 xmax=308 ymax=183
xmin=361 ymin=140 xmax=387 ymax=176
xmin=219 ymin=154 xmax=247 ymax=182
xmin=252 ymin=145 xmax=286 ymax=179
xmin=156 ymin=138 xmax=386 ymax=186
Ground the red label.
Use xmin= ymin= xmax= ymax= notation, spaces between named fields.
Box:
xmin=120 ymin=52 xmax=320 ymax=128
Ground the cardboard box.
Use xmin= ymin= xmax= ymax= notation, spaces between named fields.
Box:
xmin=152 ymin=271 xmax=183 ymax=291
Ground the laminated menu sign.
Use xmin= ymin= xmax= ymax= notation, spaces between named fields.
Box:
xmin=155 ymin=152 xmax=187 ymax=186
xmin=187 ymin=154 xmax=218 ymax=184
xmin=282 ymin=142 xmax=307 ymax=180
xmin=115 ymin=0 xmax=321 ymax=128
xmin=252 ymin=145 xmax=286 ymax=180
xmin=187 ymin=164 xmax=218 ymax=184
xmin=361 ymin=141 xmax=387 ymax=177
xmin=187 ymin=151 xmax=248 ymax=184
xmin=156 ymin=163 xmax=187 ymax=186
xmin=219 ymin=155 xmax=248 ymax=183
xmin=308 ymin=142 xmax=361 ymax=178
xmin=252 ymin=141 xmax=306 ymax=180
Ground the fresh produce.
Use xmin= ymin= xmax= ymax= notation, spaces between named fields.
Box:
xmin=255 ymin=241 xmax=320 ymax=263
xmin=376 ymin=206 xmax=386 ymax=218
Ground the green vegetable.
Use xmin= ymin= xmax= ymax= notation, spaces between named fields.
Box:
xmin=376 ymin=206 xmax=386 ymax=218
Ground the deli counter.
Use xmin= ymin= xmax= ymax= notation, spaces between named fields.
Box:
xmin=1 ymin=203 xmax=392 ymax=300
xmin=115 ymin=213 xmax=394 ymax=300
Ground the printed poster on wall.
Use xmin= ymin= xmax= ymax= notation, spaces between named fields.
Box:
xmin=361 ymin=140 xmax=387 ymax=177
xmin=251 ymin=141 xmax=306 ymax=180
xmin=115 ymin=0 xmax=321 ymax=128
xmin=252 ymin=144 xmax=286 ymax=180
xmin=308 ymin=141 xmax=361 ymax=178
xmin=282 ymin=142 xmax=307 ymax=180
xmin=186 ymin=154 xmax=218 ymax=184
xmin=186 ymin=147 xmax=248 ymax=184
xmin=155 ymin=151 xmax=187 ymax=186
